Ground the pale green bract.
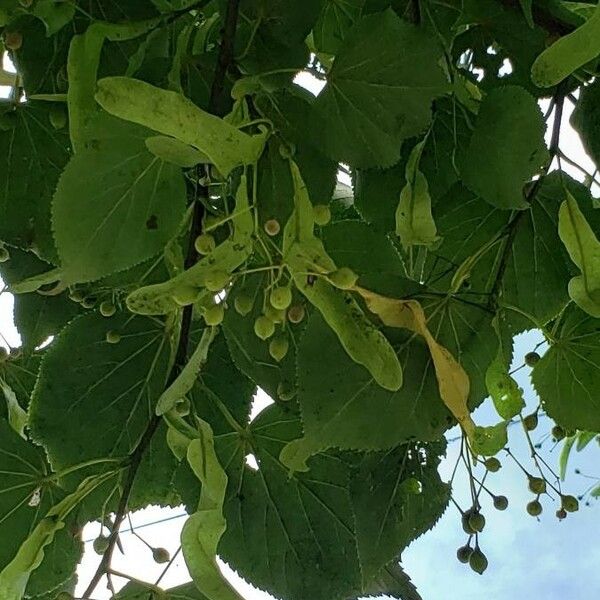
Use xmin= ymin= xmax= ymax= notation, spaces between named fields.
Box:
xmin=485 ymin=351 xmax=525 ymax=420
xmin=558 ymin=190 xmax=600 ymax=317
xmin=95 ymin=77 xmax=267 ymax=176
xmin=156 ymin=328 xmax=216 ymax=415
xmin=395 ymin=139 xmax=439 ymax=249
xmin=283 ymin=161 xmax=403 ymax=394
xmin=531 ymin=3 xmax=600 ymax=87
xmin=126 ymin=175 xmax=254 ymax=315
xmin=68 ymin=19 xmax=161 ymax=153
xmin=145 ymin=135 xmax=209 ymax=167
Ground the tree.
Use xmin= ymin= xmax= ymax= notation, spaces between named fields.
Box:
xmin=0 ymin=0 xmax=599 ymax=599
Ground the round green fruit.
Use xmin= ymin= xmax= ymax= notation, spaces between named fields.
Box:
xmin=469 ymin=548 xmax=488 ymax=574
xmin=277 ymin=381 xmax=296 ymax=402
xmin=528 ymin=476 xmax=546 ymax=495
xmin=524 ymin=351 xmax=541 ymax=366
xmin=456 ymin=545 xmax=473 ymax=564
xmin=81 ymin=297 xmax=96 ymax=309
xmin=484 ymin=457 xmax=501 ymax=473
xmin=264 ymin=304 xmax=286 ymax=323
xmin=468 ymin=512 xmax=486 ymax=533
xmin=523 ymin=413 xmax=538 ymax=431
xmin=234 ymin=292 xmax=254 ymax=316
xmin=152 ymin=547 xmax=170 ymax=564
xmin=313 ymin=204 xmax=331 ymax=226
xmin=194 ymin=233 xmax=216 ymax=255
xmin=99 ymin=301 xmax=116 ymax=317
xmin=0 ymin=347 xmax=8 ymax=361
xmin=106 ymin=330 xmax=121 ymax=344
xmin=264 ymin=219 xmax=281 ymax=237
xmin=287 ymin=304 xmax=305 ymax=324
xmin=269 ymin=335 xmax=289 ymax=362
xmin=205 ymin=270 xmax=230 ymax=292
xmin=254 ymin=316 xmax=275 ymax=340
xmin=526 ymin=499 xmax=543 ymax=516
xmin=270 ymin=286 xmax=292 ymax=310
xmin=556 ymin=508 xmax=567 ymax=520
xmin=328 ymin=267 xmax=358 ymax=290
xmin=49 ymin=105 xmax=67 ymax=130
xmin=69 ymin=290 xmax=84 ymax=303
xmin=561 ymin=494 xmax=579 ymax=513
xmin=93 ymin=535 xmax=110 ymax=555
xmin=552 ymin=425 xmax=565 ymax=441
xmin=204 ymin=303 xmax=224 ymax=326
xmin=461 ymin=508 xmax=477 ymax=534
xmin=493 ymin=495 xmax=508 ymax=511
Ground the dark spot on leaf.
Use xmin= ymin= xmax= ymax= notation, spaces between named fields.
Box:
xmin=146 ymin=215 xmax=158 ymax=230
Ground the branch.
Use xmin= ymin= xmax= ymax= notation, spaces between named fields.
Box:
xmin=487 ymin=90 xmax=565 ymax=312
xmin=81 ymin=1 xmax=243 ymax=596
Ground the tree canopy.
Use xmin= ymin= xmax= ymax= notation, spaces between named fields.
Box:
xmin=0 ymin=1 xmax=599 ymax=599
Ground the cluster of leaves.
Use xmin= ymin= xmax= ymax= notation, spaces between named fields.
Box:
xmin=0 ymin=0 xmax=600 ymax=599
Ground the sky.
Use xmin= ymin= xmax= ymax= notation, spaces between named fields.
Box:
xmin=1 ymin=58 xmax=599 ymax=600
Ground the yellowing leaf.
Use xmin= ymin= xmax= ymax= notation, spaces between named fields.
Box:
xmin=531 ymin=3 xmax=600 ymax=87
xmin=354 ymin=288 xmax=475 ymax=438
xmin=395 ymin=140 xmax=439 ymax=249
xmin=558 ymin=190 xmax=600 ymax=317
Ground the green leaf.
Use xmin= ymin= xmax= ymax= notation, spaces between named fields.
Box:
xmin=425 ymin=173 xmax=577 ymax=329
xmin=558 ymin=190 xmax=600 ymax=317
xmin=0 ymin=102 xmax=70 ymax=257
xmin=0 ymin=472 xmax=108 ymax=600
xmin=395 ymin=140 xmax=440 ymax=249
xmin=531 ymin=305 xmax=600 ymax=432
xmin=531 ymin=3 xmax=600 ymax=87
xmin=459 ymin=86 xmax=548 ymax=209
xmin=349 ymin=442 xmax=449 ymax=584
xmin=0 ymin=419 xmax=82 ymax=598
xmin=95 ymin=77 xmax=267 ymax=176
xmin=29 ymin=313 xmax=176 ymax=511
xmin=0 ymin=249 xmax=81 ymax=351
xmin=471 ymin=422 xmax=508 ymax=456
xmin=32 ymin=0 xmax=75 ymax=35
xmin=312 ymin=0 xmax=366 ymax=54
xmin=311 ymin=9 xmax=448 ymax=167
xmin=571 ymin=78 xmax=600 ymax=169
xmin=52 ymin=118 xmax=186 ymax=283
xmin=279 ymin=313 xmax=452 ymax=469
xmin=217 ymin=404 xmax=445 ymax=600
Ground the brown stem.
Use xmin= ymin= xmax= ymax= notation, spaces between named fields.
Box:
xmin=82 ymin=1 xmax=242 ymax=595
